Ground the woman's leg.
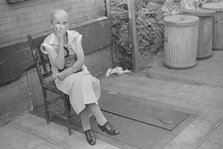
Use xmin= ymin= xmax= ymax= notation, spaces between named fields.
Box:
xmin=87 ymin=103 xmax=107 ymax=126
xmin=87 ymin=103 xmax=119 ymax=135
xmin=79 ymin=107 xmax=91 ymax=131
xmin=79 ymin=106 xmax=96 ymax=145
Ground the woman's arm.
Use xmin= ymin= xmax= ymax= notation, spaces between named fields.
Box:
xmin=71 ymin=35 xmax=85 ymax=71
xmin=45 ymin=43 xmax=64 ymax=70
xmin=53 ymin=26 xmax=66 ymax=69
xmin=54 ymin=42 xmax=65 ymax=69
xmin=58 ymin=35 xmax=85 ymax=80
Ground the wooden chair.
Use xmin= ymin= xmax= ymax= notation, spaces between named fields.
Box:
xmin=27 ymin=34 xmax=73 ymax=135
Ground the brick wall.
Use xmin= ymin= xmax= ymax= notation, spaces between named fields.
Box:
xmin=0 ymin=0 xmax=105 ymax=48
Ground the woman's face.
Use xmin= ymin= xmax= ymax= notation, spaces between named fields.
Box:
xmin=52 ymin=12 xmax=69 ymax=34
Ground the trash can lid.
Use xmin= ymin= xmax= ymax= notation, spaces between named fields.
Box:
xmin=202 ymin=2 xmax=223 ymax=11
xmin=182 ymin=8 xmax=215 ymax=17
xmin=164 ymin=15 xmax=199 ymax=27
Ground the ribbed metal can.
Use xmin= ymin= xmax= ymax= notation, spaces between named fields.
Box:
xmin=203 ymin=2 xmax=223 ymax=50
xmin=183 ymin=9 xmax=215 ymax=59
xmin=164 ymin=15 xmax=199 ymax=69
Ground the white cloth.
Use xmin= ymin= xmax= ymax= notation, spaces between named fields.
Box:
xmin=55 ymin=71 xmax=100 ymax=114
xmin=41 ymin=30 xmax=101 ymax=114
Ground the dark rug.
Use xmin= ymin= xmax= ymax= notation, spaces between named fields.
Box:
xmin=31 ymin=106 xmax=170 ymax=149
xmin=99 ymin=89 xmax=191 ymax=131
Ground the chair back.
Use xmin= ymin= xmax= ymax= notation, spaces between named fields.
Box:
xmin=27 ymin=34 xmax=51 ymax=87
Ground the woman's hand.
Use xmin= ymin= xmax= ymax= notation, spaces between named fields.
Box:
xmin=58 ymin=71 xmax=67 ymax=81
xmin=58 ymin=67 xmax=73 ymax=80
xmin=52 ymin=73 xmax=60 ymax=80
xmin=55 ymin=24 xmax=66 ymax=43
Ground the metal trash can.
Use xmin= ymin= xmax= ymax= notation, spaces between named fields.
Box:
xmin=183 ymin=9 xmax=215 ymax=59
xmin=164 ymin=15 xmax=199 ymax=69
xmin=202 ymin=2 xmax=223 ymax=50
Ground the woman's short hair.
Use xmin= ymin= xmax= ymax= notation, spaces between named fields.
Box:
xmin=50 ymin=9 xmax=68 ymax=25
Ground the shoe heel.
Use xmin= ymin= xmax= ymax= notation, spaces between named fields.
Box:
xmin=98 ymin=124 xmax=105 ymax=132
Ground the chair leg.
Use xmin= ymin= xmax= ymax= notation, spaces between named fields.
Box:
xmin=64 ymin=95 xmax=72 ymax=136
xmin=44 ymin=99 xmax=50 ymax=123
xmin=43 ymin=90 xmax=50 ymax=123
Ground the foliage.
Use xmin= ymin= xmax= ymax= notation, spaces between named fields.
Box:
xmin=111 ymin=0 xmax=166 ymax=69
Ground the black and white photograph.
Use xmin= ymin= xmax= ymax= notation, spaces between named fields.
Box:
xmin=1 ymin=0 xmax=223 ymax=148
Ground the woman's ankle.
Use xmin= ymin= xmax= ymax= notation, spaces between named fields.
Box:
xmin=97 ymin=119 xmax=107 ymax=126
xmin=83 ymin=126 xmax=91 ymax=132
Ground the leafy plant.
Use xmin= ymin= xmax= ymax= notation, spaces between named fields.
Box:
xmin=110 ymin=0 xmax=166 ymax=69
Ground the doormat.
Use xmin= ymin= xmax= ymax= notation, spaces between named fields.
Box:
xmin=99 ymin=89 xmax=191 ymax=131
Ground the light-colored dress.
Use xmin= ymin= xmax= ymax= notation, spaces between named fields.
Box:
xmin=40 ymin=30 xmax=100 ymax=114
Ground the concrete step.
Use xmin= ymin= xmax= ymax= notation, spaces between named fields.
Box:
xmin=101 ymin=75 xmax=223 ymax=113
xmin=146 ymin=51 xmax=223 ymax=88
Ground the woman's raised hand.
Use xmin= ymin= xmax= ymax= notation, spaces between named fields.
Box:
xmin=55 ymin=24 xmax=66 ymax=43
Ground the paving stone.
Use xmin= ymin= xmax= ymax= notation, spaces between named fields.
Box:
xmin=8 ymin=113 xmax=120 ymax=149
xmin=0 ymin=125 xmax=63 ymax=149
xmin=199 ymin=121 xmax=223 ymax=149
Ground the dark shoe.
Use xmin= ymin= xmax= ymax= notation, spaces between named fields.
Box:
xmin=84 ymin=129 xmax=96 ymax=145
xmin=98 ymin=121 xmax=119 ymax=135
